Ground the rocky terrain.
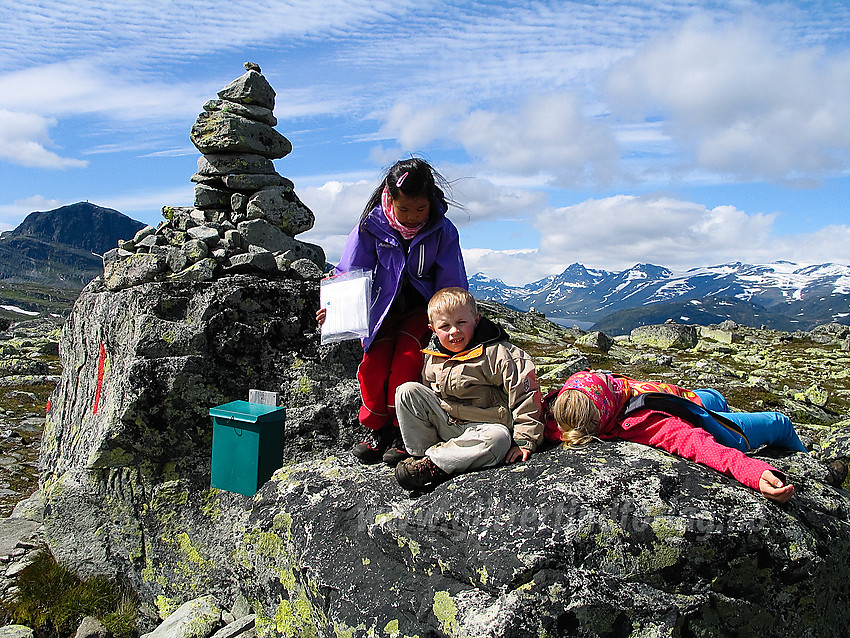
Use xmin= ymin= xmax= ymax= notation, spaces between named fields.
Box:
xmin=1 ymin=299 xmax=848 ymax=637
xmin=1 ymin=63 xmax=849 ymax=638
xmin=0 ymin=317 xmax=61 ymax=516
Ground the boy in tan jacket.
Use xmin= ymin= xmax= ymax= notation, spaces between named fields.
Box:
xmin=394 ymin=287 xmax=544 ymax=491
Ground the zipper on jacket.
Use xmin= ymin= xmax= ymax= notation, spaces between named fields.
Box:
xmin=417 ymin=245 xmax=425 ymax=278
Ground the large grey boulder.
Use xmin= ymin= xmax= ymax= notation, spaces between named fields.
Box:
xmin=34 ymin=275 xmax=850 ymax=636
xmin=245 ymin=187 xmax=314 ymax=235
xmin=190 ymin=111 xmax=292 ymax=159
xmin=631 ymin=323 xmax=698 ymax=349
xmin=37 ymin=274 xmax=362 ymax=604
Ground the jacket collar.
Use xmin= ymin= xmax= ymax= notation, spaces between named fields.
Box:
xmin=422 ymin=316 xmax=508 ymax=360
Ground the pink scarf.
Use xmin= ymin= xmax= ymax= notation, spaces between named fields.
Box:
xmin=381 ymin=186 xmax=427 ymax=240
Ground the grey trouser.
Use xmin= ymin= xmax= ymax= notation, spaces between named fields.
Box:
xmin=395 ymin=381 xmax=512 ymax=475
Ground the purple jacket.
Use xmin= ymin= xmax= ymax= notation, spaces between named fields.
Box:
xmin=335 ymin=202 xmax=467 ymax=350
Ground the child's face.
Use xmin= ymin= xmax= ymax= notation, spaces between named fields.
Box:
xmin=392 ymin=193 xmax=430 ymax=227
xmin=429 ymin=305 xmax=480 ymax=353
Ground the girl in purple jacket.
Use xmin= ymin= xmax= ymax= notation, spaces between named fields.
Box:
xmin=317 ymin=159 xmax=467 ymax=466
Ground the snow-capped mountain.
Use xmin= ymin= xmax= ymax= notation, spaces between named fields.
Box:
xmin=468 ymin=261 xmax=850 ymax=331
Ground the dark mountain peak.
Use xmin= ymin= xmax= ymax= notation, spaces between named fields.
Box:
xmin=8 ymin=202 xmax=145 ymax=255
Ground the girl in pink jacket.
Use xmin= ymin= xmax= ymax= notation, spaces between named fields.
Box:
xmin=550 ymin=371 xmax=805 ymax=503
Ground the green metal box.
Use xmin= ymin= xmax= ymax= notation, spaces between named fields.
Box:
xmin=209 ymin=400 xmax=286 ymax=496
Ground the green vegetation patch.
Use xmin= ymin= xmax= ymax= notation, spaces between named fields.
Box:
xmin=2 ymin=548 xmax=138 ymax=638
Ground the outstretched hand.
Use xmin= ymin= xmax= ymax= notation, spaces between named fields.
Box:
xmin=505 ymin=446 xmax=531 ymax=463
xmin=759 ymin=470 xmax=794 ymax=503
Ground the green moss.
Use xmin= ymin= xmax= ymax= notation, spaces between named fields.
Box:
xmin=383 ymin=619 xmax=400 ymax=636
xmin=273 ymin=512 xmax=294 ymax=541
xmin=432 ymin=591 xmax=459 ymax=637
xmin=297 ymin=376 xmax=312 ymax=395
xmin=271 ymin=590 xmax=319 ymax=638
xmin=375 ymin=512 xmax=399 ymax=526
xmin=396 ymin=535 xmax=420 ymax=559
xmin=638 ymin=541 xmax=681 ymax=572
xmin=175 ymin=532 xmax=211 ymax=568
xmin=200 ymin=489 xmax=222 ymax=520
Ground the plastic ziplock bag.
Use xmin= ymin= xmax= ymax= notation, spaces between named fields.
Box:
xmin=320 ymin=269 xmax=372 ymax=345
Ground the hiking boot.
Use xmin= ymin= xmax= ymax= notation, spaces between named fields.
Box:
xmin=382 ymin=432 xmax=411 ymax=467
xmin=395 ymin=456 xmax=450 ymax=492
xmin=352 ymin=427 xmax=392 ymax=464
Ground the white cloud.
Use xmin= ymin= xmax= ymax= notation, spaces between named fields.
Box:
xmin=297 ymin=179 xmax=379 ymax=262
xmin=449 ymin=176 xmax=548 ymax=225
xmin=462 ymin=248 xmax=552 ymax=286
xmin=462 ymin=194 xmax=850 ymax=284
xmin=534 ymin=194 xmax=781 ymax=271
xmin=380 ymin=93 xmax=620 ymax=188
xmin=0 ymin=195 xmax=63 ymax=230
xmin=606 ymin=16 xmax=850 ymax=181
xmin=455 ymin=93 xmax=619 ymax=185
xmin=0 ymin=61 xmax=215 ymax=122
xmin=0 ymin=110 xmax=87 ymax=169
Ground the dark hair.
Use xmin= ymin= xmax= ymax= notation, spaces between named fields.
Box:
xmin=360 ymin=158 xmax=456 ymax=223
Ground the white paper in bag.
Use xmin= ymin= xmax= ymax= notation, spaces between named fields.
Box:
xmin=320 ymin=270 xmax=372 ymax=345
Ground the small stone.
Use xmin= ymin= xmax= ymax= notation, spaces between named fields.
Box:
xmin=226 ymin=250 xmax=278 ymax=273
xmin=187 ymin=226 xmax=221 ymax=246
xmin=182 ymin=239 xmax=209 ymax=263
xmin=166 ymin=247 xmax=189 ymax=273
xmin=195 ymin=184 xmax=232 ymax=210
xmin=74 ymin=616 xmax=108 ymax=638
xmin=170 ymin=258 xmax=217 ymax=282
xmin=203 ymin=99 xmax=277 ymax=127
xmin=197 ymin=154 xmax=276 ymax=176
xmin=223 ymin=230 xmax=244 ymax=252
xmin=805 ymin=384 xmax=829 ymax=408
xmin=190 ymin=111 xmax=291 ymax=159
xmin=223 ymin=173 xmax=289 ymax=191
xmin=288 ymin=258 xmax=323 ymax=280
xmin=218 ymin=69 xmax=275 ymax=109
xmin=246 ymin=186 xmax=314 ymax=236
xmin=133 ymin=226 xmax=157 ymax=244
xmin=576 ymin=331 xmax=614 ymax=353
xmin=231 ymin=193 xmax=249 ymax=218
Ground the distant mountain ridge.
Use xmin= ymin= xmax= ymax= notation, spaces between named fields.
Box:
xmin=0 ymin=202 xmax=145 ymax=289
xmin=2 ymin=202 xmax=848 ymax=333
xmin=468 ymin=261 xmax=850 ymax=334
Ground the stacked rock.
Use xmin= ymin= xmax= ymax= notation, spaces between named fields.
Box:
xmin=101 ymin=63 xmax=325 ymax=292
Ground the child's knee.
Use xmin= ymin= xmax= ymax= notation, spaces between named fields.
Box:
xmin=395 ymin=381 xmax=425 ymax=406
xmin=481 ymin=425 xmax=512 ymax=458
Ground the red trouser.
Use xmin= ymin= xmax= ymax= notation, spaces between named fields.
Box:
xmin=357 ymin=306 xmax=431 ymax=430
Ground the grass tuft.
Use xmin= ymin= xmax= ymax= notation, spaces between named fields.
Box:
xmin=2 ymin=548 xmax=138 ymax=638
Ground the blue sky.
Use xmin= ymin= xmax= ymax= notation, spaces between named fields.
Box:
xmin=1 ymin=0 xmax=849 ymax=285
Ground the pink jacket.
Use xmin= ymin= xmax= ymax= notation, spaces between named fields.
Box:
xmin=553 ymin=371 xmax=781 ymax=490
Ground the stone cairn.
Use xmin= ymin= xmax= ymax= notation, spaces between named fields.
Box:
xmin=101 ymin=62 xmax=325 ymax=291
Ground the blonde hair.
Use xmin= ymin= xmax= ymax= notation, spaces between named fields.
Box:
xmin=552 ymin=389 xmax=600 ymax=447
xmin=428 ymin=287 xmax=477 ymax=323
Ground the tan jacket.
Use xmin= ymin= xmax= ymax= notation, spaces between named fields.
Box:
xmin=421 ymin=318 xmax=544 ymax=450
